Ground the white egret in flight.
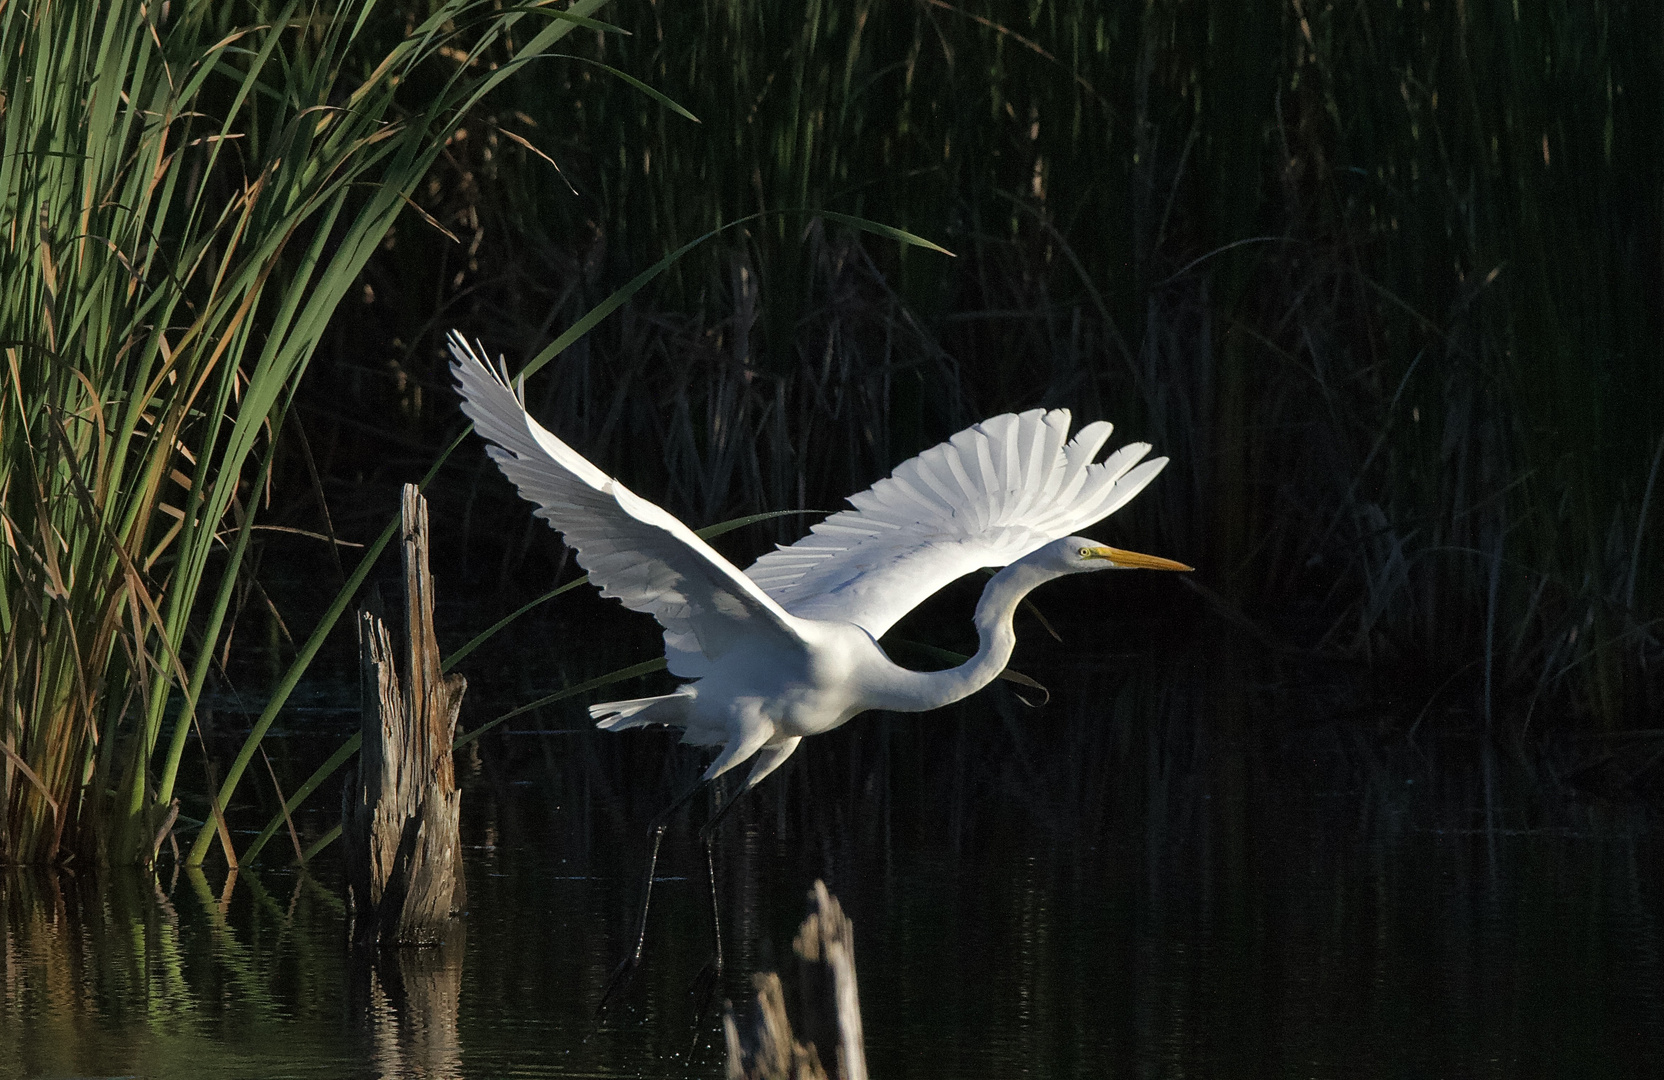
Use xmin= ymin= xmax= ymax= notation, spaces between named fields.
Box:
xmin=448 ymin=332 xmax=1190 ymax=1004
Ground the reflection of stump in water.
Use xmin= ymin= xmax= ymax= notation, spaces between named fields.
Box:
xmin=725 ymin=880 xmax=868 ymax=1080
xmin=356 ymin=926 xmax=466 ymax=1080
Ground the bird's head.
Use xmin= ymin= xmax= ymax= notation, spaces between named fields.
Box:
xmin=1043 ymin=536 xmax=1193 ymax=575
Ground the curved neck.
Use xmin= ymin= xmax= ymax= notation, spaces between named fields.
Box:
xmin=869 ymin=559 xmax=1058 ymax=713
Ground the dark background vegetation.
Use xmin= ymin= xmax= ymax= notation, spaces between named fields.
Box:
xmin=242 ymin=1 xmax=1659 ymax=785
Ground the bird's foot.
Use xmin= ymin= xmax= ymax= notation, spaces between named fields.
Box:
xmin=597 ymin=953 xmax=642 ymax=1018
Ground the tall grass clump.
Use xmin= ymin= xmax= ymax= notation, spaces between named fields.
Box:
xmin=0 ymin=0 xmax=612 ymax=865
xmin=314 ymin=0 xmax=1657 ymax=737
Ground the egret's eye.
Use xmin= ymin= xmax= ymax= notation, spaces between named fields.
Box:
xmin=1078 ymin=546 xmax=1091 ymax=558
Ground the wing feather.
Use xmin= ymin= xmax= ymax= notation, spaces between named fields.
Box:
xmin=936 ymin=439 xmax=988 ymax=530
xmin=747 ymin=408 xmax=1168 ymax=637
xmin=450 ymin=334 xmax=805 ymax=677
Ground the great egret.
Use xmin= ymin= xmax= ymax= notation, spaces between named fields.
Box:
xmin=448 ymin=332 xmax=1190 ymax=1004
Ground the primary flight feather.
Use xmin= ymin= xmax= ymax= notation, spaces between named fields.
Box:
xmin=449 ymin=333 xmax=1189 ymax=792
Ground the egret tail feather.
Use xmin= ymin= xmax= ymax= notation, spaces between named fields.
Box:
xmin=591 ymin=691 xmax=692 ymax=729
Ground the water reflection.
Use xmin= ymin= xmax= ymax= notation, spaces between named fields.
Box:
xmin=3 ymin=649 xmax=1663 ymax=1078
xmin=1 ymin=865 xmax=352 ymax=1078
xmin=353 ymin=932 xmax=466 ymax=1080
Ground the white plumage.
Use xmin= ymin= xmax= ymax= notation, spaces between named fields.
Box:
xmin=449 ymin=333 xmax=1185 ymax=792
xmin=449 ymin=336 xmax=803 ymax=669
xmin=745 ymin=410 xmax=1167 ymax=634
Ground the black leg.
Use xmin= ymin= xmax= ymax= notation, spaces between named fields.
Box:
xmin=704 ymin=837 xmax=723 ymax=977
xmin=687 ymin=775 xmax=759 ymax=1024
xmin=686 ymin=833 xmax=724 ymax=1021
xmin=697 ymin=778 xmax=750 ymax=845
xmin=597 ymin=776 xmax=707 ymax=1017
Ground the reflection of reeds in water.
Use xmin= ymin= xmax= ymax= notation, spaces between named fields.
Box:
xmin=0 ymin=863 xmax=463 ymax=1079
xmin=3 ymin=871 xmax=183 ymax=1072
xmin=1 ymin=868 xmax=251 ymax=1075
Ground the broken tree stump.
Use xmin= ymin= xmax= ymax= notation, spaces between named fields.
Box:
xmin=725 ymin=880 xmax=867 ymax=1080
xmin=343 ymin=484 xmax=467 ymax=948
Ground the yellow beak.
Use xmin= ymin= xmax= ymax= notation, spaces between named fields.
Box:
xmin=1083 ymin=546 xmax=1193 ymax=572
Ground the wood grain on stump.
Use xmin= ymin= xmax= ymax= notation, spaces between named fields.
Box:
xmin=343 ymin=484 xmax=467 ymax=948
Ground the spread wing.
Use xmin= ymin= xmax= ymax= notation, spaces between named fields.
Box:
xmin=746 ymin=409 xmax=1167 ymax=638
xmin=450 ymin=334 xmax=805 ymax=678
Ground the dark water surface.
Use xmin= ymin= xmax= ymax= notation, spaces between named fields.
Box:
xmin=4 ymin=643 xmax=1662 ymax=1079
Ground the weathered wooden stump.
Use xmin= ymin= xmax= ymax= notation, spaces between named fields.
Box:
xmin=724 ymin=880 xmax=868 ymax=1080
xmin=343 ymin=484 xmax=467 ymax=948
